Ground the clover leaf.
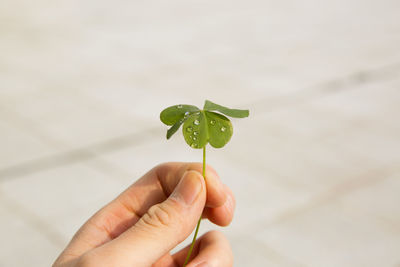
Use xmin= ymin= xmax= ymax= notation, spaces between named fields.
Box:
xmin=160 ymin=99 xmax=249 ymax=266
xmin=160 ymin=100 xmax=249 ymax=149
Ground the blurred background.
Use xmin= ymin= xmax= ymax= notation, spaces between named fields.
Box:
xmin=1 ymin=0 xmax=400 ymax=266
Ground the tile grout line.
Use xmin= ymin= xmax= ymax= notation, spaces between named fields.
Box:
xmin=0 ymin=127 xmax=161 ymax=181
xmin=0 ymin=190 xmax=67 ymax=249
xmin=0 ymin=105 xmax=156 ymax=181
xmin=0 ymin=61 xmax=398 ymax=262
xmin=1 ymin=61 xmax=399 ymax=181
xmin=223 ymin=61 xmax=400 ymax=181
xmin=237 ymin=163 xmax=400 ymax=239
xmin=245 ymin=61 xmax=400 ymax=113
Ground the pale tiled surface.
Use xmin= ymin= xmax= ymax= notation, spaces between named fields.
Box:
xmin=1 ymin=0 xmax=400 ymax=266
xmin=256 ymin=171 xmax=400 ymax=267
xmin=0 ymin=201 xmax=60 ymax=267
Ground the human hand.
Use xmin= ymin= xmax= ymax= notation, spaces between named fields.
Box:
xmin=53 ymin=162 xmax=235 ymax=267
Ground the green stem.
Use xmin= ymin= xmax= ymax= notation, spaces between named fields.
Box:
xmin=182 ymin=146 xmax=206 ymax=267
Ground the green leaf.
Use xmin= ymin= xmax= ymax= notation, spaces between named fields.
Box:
xmin=182 ymin=111 xmax=209 ymax=149
xmin=160 ymin=100 xmax=249 ymax=149
xmin=203 ymin=100 xmax=249 ymax=118
xmin=205 ymin=111 xmax=233 ymax=148
xmin=160 ymin=104 xmax=200 ymax=126
xmin=166 ymin=118 xmax=186 ymax=139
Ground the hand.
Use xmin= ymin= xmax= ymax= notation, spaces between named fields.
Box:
xmin=53 ymin=162 xmax=235 ymax=267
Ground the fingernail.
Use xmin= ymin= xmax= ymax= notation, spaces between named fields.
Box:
xmin=171 ymin=171 xmax=202 ymax=205
xmin=206 ymin=169 xmax=224 ymax=199
xmin=211 ymin=171 xmax=223 ymax=188
xmin=225 ymin=193 xmax=234 ymax=212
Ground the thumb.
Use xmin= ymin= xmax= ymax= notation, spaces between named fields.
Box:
xmin=89 ymin=170 xmax=206 ymax=267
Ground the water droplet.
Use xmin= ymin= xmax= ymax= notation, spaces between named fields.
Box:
xmin=184 ymin=111 xmax=190 ymax=117
xmin=221 ymin=126 xmax=226 ymax=132
xmin=186 ymin=126 xmax=193 ymax=133
xmin=194 ymin=120 xmax=200 ymax=125
xmin=177 ymin=105 xmax=183 ymax=108
xmin=191 ymin=143 xmax=197 ymax=148
xmin=193 ymin=131 xmax=198 ymax=136
xmin=192 ymin=136 xmax=197 ymax=140
xmin=210 ymin=120 xmax=216 ymax=125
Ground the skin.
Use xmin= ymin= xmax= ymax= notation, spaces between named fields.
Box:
xmin=53 ymin=162 xmax=235 ymax=267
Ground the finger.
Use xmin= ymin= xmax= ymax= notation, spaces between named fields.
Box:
xmin=55 ymin=162 xmax=226 ymax=264
xmin=80 ymin=170 xmax=206 ymax=267
xmin=151 ymin=253 xmax=176 ymax=267
xmin=151 ymin=188 xmax=235 ymax=267
xmin=172 ymin=230 xmax=233 ymax=267
xmin=203 ymin=185 xmax=235 ymax=226
xmin=156 ymin=162 xmax=227 ymax=208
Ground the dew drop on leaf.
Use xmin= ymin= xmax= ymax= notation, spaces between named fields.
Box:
xmin=193 ymin=131 xmax=198 ymax=136
xmin=177 ymin=105 xmax=183 ymax=108
xmin=210 ymin=120 xmax=216 ymax=125
xmin=191 ymin=143 xmax=197 ymax=148
xmin=193 ymin=136 xmax=197 ymax=140
xmin=221 ymin=126 xmax=226 ymax=132
xmin=184 ymin=111 xmax=190 ymax=117
xmin=194 ymin=120 xmax=200 ymax=125
xmin=186 ymin=126 xmax=193 ymax=132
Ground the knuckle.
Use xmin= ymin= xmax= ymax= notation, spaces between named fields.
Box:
xmin=140 ymin=201 xmax=183 ymax=229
